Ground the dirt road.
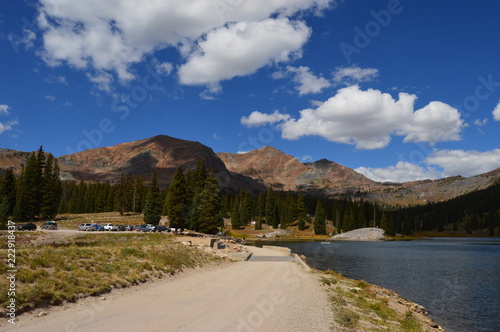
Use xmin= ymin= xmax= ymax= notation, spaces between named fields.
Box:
xmin=5 ymin=246 xmax=336 ymax=332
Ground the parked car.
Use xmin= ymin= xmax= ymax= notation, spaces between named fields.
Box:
xmin=116 ymin=224 xmax=126 ymax=231
xmin=103 ymin=223 xmax=118 ymax=231
xmin=124 ymin=225 xmax=133 ymax=231
xmin=78 ymin=223 xmax=93 ymax=231
xmin=152 ymin=225 xmax=168 ymax=233
xmin=134 ymin=224 xmax=152 ymax=232
xmin=89 ymin=223 xmax=104 ymax=231
xmin=17 ymin=223 xmax=37 ymax=231
xmin=40 ymin=221 xmax=58 ymax=230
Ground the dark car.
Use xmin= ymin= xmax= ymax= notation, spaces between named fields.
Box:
xmin=116 ymin=225 xmax=127 ymax=231
xmin=152 ymin=225 xmax=168 ymax=233
xmin=17 ymin=223 xmax=37 ymax=231
xmin=134 ymin=225 xmax=152 ymax=232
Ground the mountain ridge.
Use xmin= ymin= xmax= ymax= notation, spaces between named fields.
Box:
xmin=1 ymin=135 xmax=499 ymax=204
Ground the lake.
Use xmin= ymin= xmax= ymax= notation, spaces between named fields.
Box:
xmin=252 ymin=238 xmax=500 ymax=332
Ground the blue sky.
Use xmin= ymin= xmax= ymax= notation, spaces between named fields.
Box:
xmin=1 ymin=0 xmax=499 ymax=182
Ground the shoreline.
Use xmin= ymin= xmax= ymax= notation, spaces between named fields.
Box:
xmin=290 ymin=250 xmax=445 ymax=331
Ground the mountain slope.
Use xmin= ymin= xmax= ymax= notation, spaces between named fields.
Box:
xmin=57 ymin=135 xmax=264 ymax=192
xmin=1 ymin=136 xmax=499 ymax=205
xmin=217 ymin=147 xmax=375 ymax=191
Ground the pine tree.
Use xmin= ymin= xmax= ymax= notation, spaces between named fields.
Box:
xmin=240 ymin=192 xmax=252 ymax=226
xmin=231 ymin=204 xmax=241 ymax=229
xmin=0 ymin=168 xmax=16 ymax=223
xmin=40 ymin=154 xmax=61 ymax=219
xmin=12 ymin=166 xmax=28 ymax=222
xmin=143 ymin=169 xmax=161 ymax=225
xmin=164 ymin=166 xmax=188 ymax=229
xmin=313 ymin=201 xmax=327 ymax=235
xmin=296 ymin=194 xmax=307 ymax=231
xmin=402 ymin=215 xmax=413 ymax=236
xmin=265 ymin=188 xmax=277 ymax=227
xmin=196 ymin=169 xmax=223 ymax=234
xmin=380 ymin=212 xmax=395 ymax=236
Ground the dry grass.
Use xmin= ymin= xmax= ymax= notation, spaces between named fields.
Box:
xmin=318 ymin=270 xmax=439 ymax=332
xmin=0 ymin=232 xmax=221 ymax=315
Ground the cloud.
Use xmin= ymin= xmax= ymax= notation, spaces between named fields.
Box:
xmin=0 ymin=104 xmax=10 ymax=115
xmin=425 ymin=149 xmax=500 ymax=177
xmin=36 ymin=0 xmax=333 ymax=86
xmin=333 ymin=65 xmax=379 ymax=85
xmin=474 ymin=118 xmax=488 ymax=126
xmin=241 ymin=110 xmax=291 ymax=127
xmin=8 ymin=28 xmax=36 ymax=50
xmin=301 ymin=155 xmax=313 ymax=162
xmin=178 ymin=18 xmax=310 ymax=85
xmin=0 ymin=105 xmax=18 ymax=135
xmin=86 ymin=71 xmax=114 ymax=92
xmin=0 ymin=120 xmax=19 ymax=135
xmin=285 ymin=66 xmax=331 ymax=95
xmin=356 ymin=161 xmax=442 ymax=183
xmin=245 ymin=86 xmax=465 ymax=149
xmin=493 ymin=100 xmax=500 ymax=121
xmin=44 ymin=75 xmax=67 ymax=85
xmin=400 ymin=101 xmax=465 ymax=143
xmin=155 ymin=62 xmax=173 ymax=76
xmin=45 ymin=95 xmax=56 ymax=101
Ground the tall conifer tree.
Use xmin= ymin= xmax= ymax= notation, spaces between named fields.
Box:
xmin=164 ymin=166 xmax=188 ymax=229
xmin=144 ymin=169 xmax=161 ymax=225
xmin=313 ymin=201 xmax=327 ymax=235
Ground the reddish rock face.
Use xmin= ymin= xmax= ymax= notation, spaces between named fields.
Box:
xmin=56 ymin=135 xmax=265 ymax=192
xmin=217 ymin=147 xmax=374 ymax=191
xmin=218 ymin=146 xmax=309 ymax=190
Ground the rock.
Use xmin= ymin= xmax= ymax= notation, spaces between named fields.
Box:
xmin=38 ymin=311 xmax=48 ymax=317
xmin=100 ymin=296 xmax=106 ymax=300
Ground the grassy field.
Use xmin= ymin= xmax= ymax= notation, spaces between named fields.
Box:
xmin=0 ymin=232 xmax=221 ymax=315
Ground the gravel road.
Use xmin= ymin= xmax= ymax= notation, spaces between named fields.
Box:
xmin=6 ymin=246 xmax=336 ymax=332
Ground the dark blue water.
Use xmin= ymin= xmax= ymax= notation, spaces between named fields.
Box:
xmin=253 ymin=238 xmax=500 ymax=332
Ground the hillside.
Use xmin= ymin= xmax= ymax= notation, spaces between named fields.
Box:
xmin=1 ymin=135 xmax=499 ymax=204
xmin=218 ymin=147 xmax=374 ymax=191
xmin=56 ymin=135 xmax=265 ymax=193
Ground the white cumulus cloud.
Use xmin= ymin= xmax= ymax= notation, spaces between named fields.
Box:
xmin=425 ymin=149 xmax=500 ymax=177
xmin=400 ymin=101 xmax=465 ymax=144
xmin=244 ymin=86 xmax=466 ymax=150
xmin=36 ymin=0 xmax=333 ymax=88
xmin=356 ymin=161 xmax=443 ymax=183
xmin=285 ymin=66 xmax=331 ymax=95
xmin=241 ymin=110 xmax=291 ymax=127
xmin=493 ymin=100 xmax=500 ymax=121
xmin=178 ymin=19 xmax=310 ymax=85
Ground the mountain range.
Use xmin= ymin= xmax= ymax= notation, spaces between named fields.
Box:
xmin=1 ymin=135 xmax=499 ymax=205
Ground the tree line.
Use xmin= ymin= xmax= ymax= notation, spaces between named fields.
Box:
xmin=0 ymin=147 xmax=61 ymax=223
xmin=1 ymin=148 xmax=498 ymax=235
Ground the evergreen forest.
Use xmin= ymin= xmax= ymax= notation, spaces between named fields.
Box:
xmin=0 ymin=148 xmax=499 ymax=235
